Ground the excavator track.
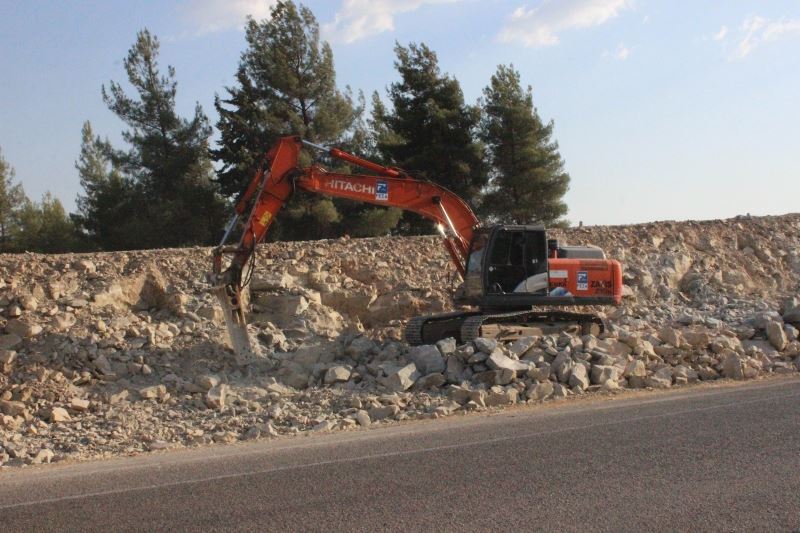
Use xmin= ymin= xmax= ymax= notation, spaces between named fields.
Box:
xmin=460 ymin=310 xmax=606 ymax=344
xmin=405 ymin=309 xmax=606 ymax=346
xmin=404 ymin=310 xmax=479 ymax=346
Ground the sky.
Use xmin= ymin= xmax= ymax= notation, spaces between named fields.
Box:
xmin=1 ymin=0 xmax=799 ymax=226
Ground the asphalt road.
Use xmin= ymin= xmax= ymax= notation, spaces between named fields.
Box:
xmin=2 ymin=377 xmax=800 ymax=532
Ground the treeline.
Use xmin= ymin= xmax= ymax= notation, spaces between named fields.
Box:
xmin=0 ymin=0 xmax=570 ymax=253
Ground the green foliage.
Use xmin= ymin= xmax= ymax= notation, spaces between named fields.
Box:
xmin=212 ymin=0 xmax=389 ymax=241
xmin=372 ymin=42 xmax=486 ymax=234
xmin=79 ymin=29 xmax=226 ymax=250
xmin=347 ymin=207 xmax=403 ymax=237
xmin=309 ymin=197 xmax=341 ymax=226
xmin=214 ymin=0 xmax=362 ymax=196
xmin=72 ymin=122 xmax=134 ymax=250
xmin=480 ymin=64 xmax=569 ymax=226
xmin=14 ymin=193 xmax=78 ymax=253
xmin=1 ymin=149 xmax=80 ymax=253
xmin=0 ymin=148 xmax=27 ymax=251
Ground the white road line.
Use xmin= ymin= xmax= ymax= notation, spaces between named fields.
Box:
xmin=1 ymin=390 xmax=797 ymax=512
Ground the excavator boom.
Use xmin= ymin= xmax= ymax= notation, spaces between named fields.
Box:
xmin=210 ymin=136 xmax=479 ymax=360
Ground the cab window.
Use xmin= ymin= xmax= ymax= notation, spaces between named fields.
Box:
xmin=490 ymin=231 xmax=524 ymax=266
xmin=466 ymin=230 xmax=490 ymax=274
xmin=490 ymin=231 xmax=512 ymax=264
xmin=525 ymin=230 xmax=547 ymax=275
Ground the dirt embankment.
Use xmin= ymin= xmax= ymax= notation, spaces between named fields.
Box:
xmin=1 ymin=213 xmax=799 ymax=467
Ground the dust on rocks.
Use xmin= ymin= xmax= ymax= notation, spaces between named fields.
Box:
xmin=1 ymin=214 xmax=800 ymax=468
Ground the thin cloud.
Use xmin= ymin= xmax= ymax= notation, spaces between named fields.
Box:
xmin=735 ymin=16 xmax=766 ymax=58
xmin=730 ymin=15 xmax=800 ymax=59
xmin=762 ymin=18 xmax=800 ymax=41
xmin=498 ymin=0 xmax=632 ymax=47
xmin=712 ymin=25 xmax=728 ymax=41
xmin=322 ymin=0 xmax=462 ymax=44
xmin=180 ymin=0 xmax=277 ymax=35
xmin=602 ymin=41 xmax=631 ymax=60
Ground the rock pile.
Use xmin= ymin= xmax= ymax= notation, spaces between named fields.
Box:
xmin=1 ymin=213 xmax=799 ymax=467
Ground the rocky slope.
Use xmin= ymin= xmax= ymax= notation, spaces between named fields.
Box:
xmin=1 ymin=213 xmax=799 ymax=468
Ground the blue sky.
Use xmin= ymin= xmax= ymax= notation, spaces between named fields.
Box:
xmin=1 ymin=0 xmax=798 ymax=226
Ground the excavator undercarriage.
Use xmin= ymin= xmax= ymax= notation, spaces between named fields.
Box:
xmin=404 ymin=309 xmax=606 ymax=346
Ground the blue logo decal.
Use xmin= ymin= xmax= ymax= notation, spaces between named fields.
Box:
xmin=376 ymin=180 xmax=388 ymax=201
xmin=577 ymin=271 xmax=588 ymax=291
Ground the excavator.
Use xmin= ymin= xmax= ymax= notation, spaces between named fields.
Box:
xmin=210 ymin=136 xmax=623 ymax=360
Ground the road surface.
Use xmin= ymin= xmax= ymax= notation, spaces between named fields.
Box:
xmin=1 ymin=377 xmax=799 ymax=532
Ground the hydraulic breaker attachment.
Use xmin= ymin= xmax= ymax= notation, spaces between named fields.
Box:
xmin=211 ymin=246 xmax=261 ymax=364
xmin=212 ymin=285 xmax=261 ymax=364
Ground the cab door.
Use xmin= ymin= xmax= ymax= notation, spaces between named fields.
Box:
xmin=516 ymin=230 xmax=548 ymax=293
xmin=486 ymin=229 xmax=527 ymax=293
xmin=463 ymin=229 xmax=490 ymax=301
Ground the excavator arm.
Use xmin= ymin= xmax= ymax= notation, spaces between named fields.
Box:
xmin=210 ymin=136 xmax=479 ymax=361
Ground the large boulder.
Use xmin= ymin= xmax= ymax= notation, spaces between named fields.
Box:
xmin=594 ymin=338 xmax=632 ymax=357
xmin=408 ymin=345 xmax=445 ymax=375
xmin=526 ymin=381 xmax=554 ymax=401
xmin=568 ymin=363 xmax=590 ymax=390
xmin=324 ymin=365 xmax=351 ymax=384
xmin=624 ymin=360 xmax=647 ymax=388
xmin=672 ymin=364 xmax=699 ymax=383
xmin=766 ymin=321 xmax=788 ymax=351
xmin=447 ymin=385 xmax=472 ymax=405
xmin=484 ymin=387 xmax=518 ymax=407
xmin=507 ymin=336 xmax=537 ymax=358
xmin=205 ymin=384 xmax=228 ymax=410
xmin=551 ymin=352 xmax=574 ymax=382
xmin=645 ymin=367 xmax=673 ymax=389
xmin=473 ymin=369 xmax=515 ymax=386
xmin=658 ymin=326 xmax=684 ymax=348
xmin=486 ymin=350 xmax=531 ymax=373
xmin=436 ymin=337 xmax=457 ymax=356
xmin=721 ymin=354 xmax=745 ymax=380
xmin=473 ymin=338 xmax=497 ymax=353
xmin=414 ymin=373 xmax=446 ymax=390
xmin=444 ymin=356 xmax=465 ymax=384
xmin=47 ymin=407 xmax=71 ymax=423
xmin=368 ymin=404 xmax=400 ymax=421
xmin=384 ymin=363 xmax=419 ymax=392
xmin=591 ymin=365 xmax=620 ymax=385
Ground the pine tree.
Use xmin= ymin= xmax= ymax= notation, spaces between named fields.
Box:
xmin=480 ymin=65 xmax=569 ymax=226
xmin=374 ymin=42 xmax=486 ymax=234
xmin=97 ymin=29 xmax=226 ymax=249
xmin=14 ymin=193 xmax=78 ymax=253
xmin=212 ymin=1 xmax=388 ymax=240
xmin=73 ymin=121 xmax=134 ymax=250
xmin=0 ymin=148 xmax=27 ymax=252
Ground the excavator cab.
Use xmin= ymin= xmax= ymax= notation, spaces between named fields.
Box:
xmin=462 ymin=226 xmax=549 ymax=304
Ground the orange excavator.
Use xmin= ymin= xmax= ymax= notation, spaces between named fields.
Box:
xmin=210 ymin=136 xmax=623 ymax=360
